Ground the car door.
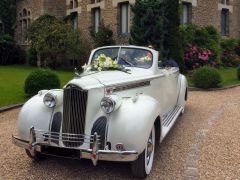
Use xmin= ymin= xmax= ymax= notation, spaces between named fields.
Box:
xmin=168 ymin=67 xmax=180 ymax=106
xmin=149 ymin=69 xmax=173 ymax=115
xmin=150 ymin=67 xmax=179 ymax=115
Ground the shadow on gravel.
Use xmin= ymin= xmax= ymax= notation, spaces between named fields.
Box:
xmin=27 ymin=155 xmax=137 ymax=179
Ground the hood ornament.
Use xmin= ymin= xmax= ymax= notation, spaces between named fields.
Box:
xmin=74 ymin=67 xmax=81 ymax=77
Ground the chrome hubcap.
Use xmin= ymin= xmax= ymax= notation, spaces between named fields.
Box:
xmin=146 ymin=133 xmax=154 ymax=164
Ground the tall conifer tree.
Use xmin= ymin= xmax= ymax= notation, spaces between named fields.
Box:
xmin=164 ymin=0 xmax=184 ymax=72
xmin=0 ymin=0 xmax=16 ymax=36
xmin=130 ymin=0 xmax=166 ymax=56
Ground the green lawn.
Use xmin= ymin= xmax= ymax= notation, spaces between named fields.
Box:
xmin=0 ymin=66 xmax=239 ymax=108
xmin=0 ymin=65 xmax=74 ymax=108
xmin=187 ymin=67 xmax=240 ymax=87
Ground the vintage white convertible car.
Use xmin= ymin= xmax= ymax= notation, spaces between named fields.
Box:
xmin=12 ymin=45 xmax=188 ymax=178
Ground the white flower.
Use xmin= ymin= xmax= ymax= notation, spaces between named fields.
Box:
xmin=82 ymin=64 xmax=88 ymax=70
xmin=86 ymin=66 xmax=91 ymax=72
xmin=98 ymin=67 xmax=102 ymax=71
xmin=113 ymin=60 xmax=117 ymax=65
xmin=82 ymin=64 xmax=92 ymax=72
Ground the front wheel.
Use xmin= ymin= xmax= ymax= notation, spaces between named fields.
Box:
xmin=131 ymin=125 xmax=155 ymax=178
xmin=25 ymin=149 xmax=46 ymax=161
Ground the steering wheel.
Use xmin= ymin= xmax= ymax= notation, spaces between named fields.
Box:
xmin=114 ymin=56 xmax=134 ymax=67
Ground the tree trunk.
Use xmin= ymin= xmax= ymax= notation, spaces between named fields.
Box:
xmin=37 ymin=53 xmax=41 ymax=67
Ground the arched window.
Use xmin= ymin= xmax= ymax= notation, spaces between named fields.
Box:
xmin=19 ymin=8 xmax=31 ymax=44
xmin=23 ymin=9 xmax=27 ymax=17
xmin=70 ymin=0 xmax=73 ymax=9
xmin=74 ymin=0 xmax=78 ymax=8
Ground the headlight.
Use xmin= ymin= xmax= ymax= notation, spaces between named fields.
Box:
xmin=43 ymin=93 xmax=57 ymax=108
xmin=100 ymin=97 xmax=116 ymax=114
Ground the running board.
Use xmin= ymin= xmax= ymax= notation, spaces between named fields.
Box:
xmin=161 ymin=106 xmax=183 ymax=141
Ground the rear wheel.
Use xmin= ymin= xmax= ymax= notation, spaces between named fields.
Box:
xmin=131 ymin=126 xmax=155 ymax=178
xmin=25 ymin=149 xmax=46 ymax=161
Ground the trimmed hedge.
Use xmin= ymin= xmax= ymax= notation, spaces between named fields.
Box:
xmin=192 ymin=66 xmax=222 ymax=89
xmin=237 ymin=66 xmax=240 ymax=80
xmin=24 ymin=69 xmax=60 ymax=95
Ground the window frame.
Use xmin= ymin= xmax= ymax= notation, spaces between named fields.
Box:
xmin=221 ymin=8 xmax=229 ymax=36
xmin=182 ymin=2 xmax=192 ymax=25
xmin=92 ymin=7 xmax=101 ymax=33
xmin=119 ymin=2 xmax=130 ymax=36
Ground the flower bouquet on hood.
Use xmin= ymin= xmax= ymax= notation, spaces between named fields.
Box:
xmin=82 ymin=54 xmax=131 ymax=73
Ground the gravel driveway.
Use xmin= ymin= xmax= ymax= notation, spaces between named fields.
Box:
xmin=0 ymin=87 xmax=240 ymax=179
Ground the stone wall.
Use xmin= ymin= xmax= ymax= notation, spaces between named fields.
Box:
xmin=186 ymin=0 xmax=240 ymax=38
xmin=66 ymin=0 xmax=135 ymax=47
xmin=15 ymin=0 xmax=240 ymax=47
xmin=15 ymin=0 xmax=66 ymax=46
xmin=191 ymin=0 xmax=220 ymax=29
xmin=231 ymin=0 xmax=240 ymax=38
xmin=43 ymin=0 xmax=66 ymax=18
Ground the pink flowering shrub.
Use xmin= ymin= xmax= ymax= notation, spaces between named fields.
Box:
xmin=220 ymin=39 xmax=240 ymax=67
xmin=184 ymin=44 xmax=218 ymax=70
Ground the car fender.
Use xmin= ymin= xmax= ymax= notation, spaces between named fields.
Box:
xmin=17 ymin=90 xmax=63 ymax=141
xmin=177 ymin=74 xmax=188 ymax=107
xmin=107 ymin=94 xmax=161 ymax=154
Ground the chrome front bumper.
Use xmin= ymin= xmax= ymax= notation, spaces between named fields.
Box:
xmin=12 ymin=127 xmax=138 ymax=165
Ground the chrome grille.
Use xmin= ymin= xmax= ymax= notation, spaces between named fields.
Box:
xmin=62 ymin=85 xmax=88 ymax=147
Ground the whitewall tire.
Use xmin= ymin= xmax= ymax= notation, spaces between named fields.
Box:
xmin=131 ymin=125 xmax=155 ymax=178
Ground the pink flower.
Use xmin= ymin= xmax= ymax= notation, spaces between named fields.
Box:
xmin=198 ymin=53 xmax=209 ymax=60
xmin=192 ymin=46 xmax=197 ymax=52
xmin=207 ymin=49 xmax=212 ymax=55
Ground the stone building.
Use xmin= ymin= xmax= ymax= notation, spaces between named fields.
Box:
xmin=66 ymin=0 xmax=135 ymax=45
xmin=66 ymin=0 xmax=240 ymax=45
xmin=15 ymin=0 xmax=66 ymax=47
xmin=15 ymin=0 xmax=240 ymax=47
xmin=182 ymin=0 xmax=240 ymax=38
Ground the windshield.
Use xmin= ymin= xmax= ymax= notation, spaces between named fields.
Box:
xmin=91 ymin=47 xmax=153 ymax=69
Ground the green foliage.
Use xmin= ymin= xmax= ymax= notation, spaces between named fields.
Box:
xmin=164 ymin=0 xmax=184 ymax=72
xmin=0 ymin=34 xmax=25 ymax=65
xmin=27 ymin=15 xmax=87 ymax=68
xmin=24 ymin=69 xmax=61 ymax=95
xmin=0 ymin=34 xmax=15 ymax=64
xmin=220 ymin=38 xmax=240 ymax=67
xmin=91 ymin=23 xmax=115 ymax=47
xmin=27 ymin=47 xmax=38 ymax=66
xmin=220 ymin=38 xmax=238 ymax=51
xmin=130 ymin=0 xmax=166 ymax=54
xmin=0 ymin=0 xmax=16 ymax=35
xmin=181 ymin=24 xmax=198 ymax=47
xmin=192 ymin=66 xmax=222 ymax=89
xmin=237 ymin=66 xmax=240 ymax=80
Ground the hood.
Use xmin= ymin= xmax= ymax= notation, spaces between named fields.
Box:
xmin=67 ymin=68 xmax=154 ymax=90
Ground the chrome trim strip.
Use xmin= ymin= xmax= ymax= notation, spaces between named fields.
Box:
xmin=110 ymin=81 xmax=151 ymax=92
